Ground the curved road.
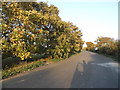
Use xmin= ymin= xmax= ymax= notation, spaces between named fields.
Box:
xmin=2 ymin=51 xmax=119 ymax=88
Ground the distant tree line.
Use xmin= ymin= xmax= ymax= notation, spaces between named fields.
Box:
xmin=86 ymin=37 xmax=119 ymax=61
xmin=1 ymin=2 xmax=84 ymax=61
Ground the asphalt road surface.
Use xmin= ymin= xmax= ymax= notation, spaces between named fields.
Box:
xmin=2 ymin=51 xmax=119 ymax=88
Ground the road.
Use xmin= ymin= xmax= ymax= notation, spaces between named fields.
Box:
xmin=2 ymin=51 xmax=119 ymax=88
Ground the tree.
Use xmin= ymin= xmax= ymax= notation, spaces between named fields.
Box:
xmin=2 ymin=2 xmax=83 ymax=60
xmin=95 ymin=37 xmax=118 ymax=56
xmin=86 ymin=42 xmax=95 ymax=51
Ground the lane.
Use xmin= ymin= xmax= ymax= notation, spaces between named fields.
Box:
xmin=2 ymin=51 xmax=119 ymax=88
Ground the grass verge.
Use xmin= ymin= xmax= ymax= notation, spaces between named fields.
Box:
xmin=50 ymin=58 xmax=63 ymax=62
xmin=2 ymin=58 xmax=62 ymax=79
xmin=2 ymin=52 xmax=80 ymax=79
xmin=2 ymin=60 xmax=44 ymax=79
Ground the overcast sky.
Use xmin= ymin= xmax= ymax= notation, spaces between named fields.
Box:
xmin=37 ymin=0 xmax=118 ymax=43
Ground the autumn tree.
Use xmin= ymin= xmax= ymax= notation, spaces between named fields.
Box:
xmin=2 ymin=2 xmax=37 ymax=60
xmin=2 ymin=2 xmax=83 ymax=60
xmin=86 ymin=42 xmax=95 ymax=51
xmin=95 ymin=37 xmax=118 ymax=56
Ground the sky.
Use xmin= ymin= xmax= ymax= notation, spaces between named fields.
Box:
xmin=37 ymin=0 xmax=118 ymax=44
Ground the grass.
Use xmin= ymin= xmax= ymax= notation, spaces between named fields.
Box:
xmin=2 ymin=60 xmax=45 ymax=79
xmin=2 ymin=57 xmax=63 ymax=79
xmin=2 ymin=52 xmax=79 ymax=79
xmin=50 ymin=58 xmax=63 ymax=62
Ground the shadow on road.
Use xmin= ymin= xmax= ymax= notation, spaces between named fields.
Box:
xmin=70 ymin=60 xmax=88 ymax=88
xmin=70 ymin=53 xmax=118 ymax=88
xmin=2 ymin=51 xmax=119 ymax=88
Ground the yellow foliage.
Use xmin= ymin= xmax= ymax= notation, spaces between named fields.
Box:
xmin=39 ymin=29 xmax=43 ymax=33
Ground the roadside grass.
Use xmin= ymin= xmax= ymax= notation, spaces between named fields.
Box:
xmin=2 ymin=57 xmax=63 ymax=79
xmin=50 ymin=58 xmax=63 ymax=62
xmin=2 ymin=60 xmax=45 ymax=79
xmin=2 ymin=52 xmax=81 ymax=79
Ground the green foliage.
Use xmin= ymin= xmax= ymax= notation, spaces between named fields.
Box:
xmin=31 ymin=54 xmax=44 ymax=60
xmin=2 ymin=2 xmax=84 ymax=79
xmin=2 ymin=57 xmax=64 ymax=79
xmin=2 ymin=2 xmax=83 ymax=61
xmin=2 ymin=60 xmax=44 ymax=79
xmin=95 ymin=37 xmax=119 ymax=61
xmin=50 ymin=58 xmax=62 ymax=62
xmin=2 ymin=57 xmax=20 ymax=70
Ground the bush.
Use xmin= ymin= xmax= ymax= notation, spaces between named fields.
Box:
xmin=31 ymin=54 xmax=45 ymax=60
xmin=2 ymin=57 xmax=20 ymax=70
xmin=2 ymin=52 xmax=13 ymax=59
